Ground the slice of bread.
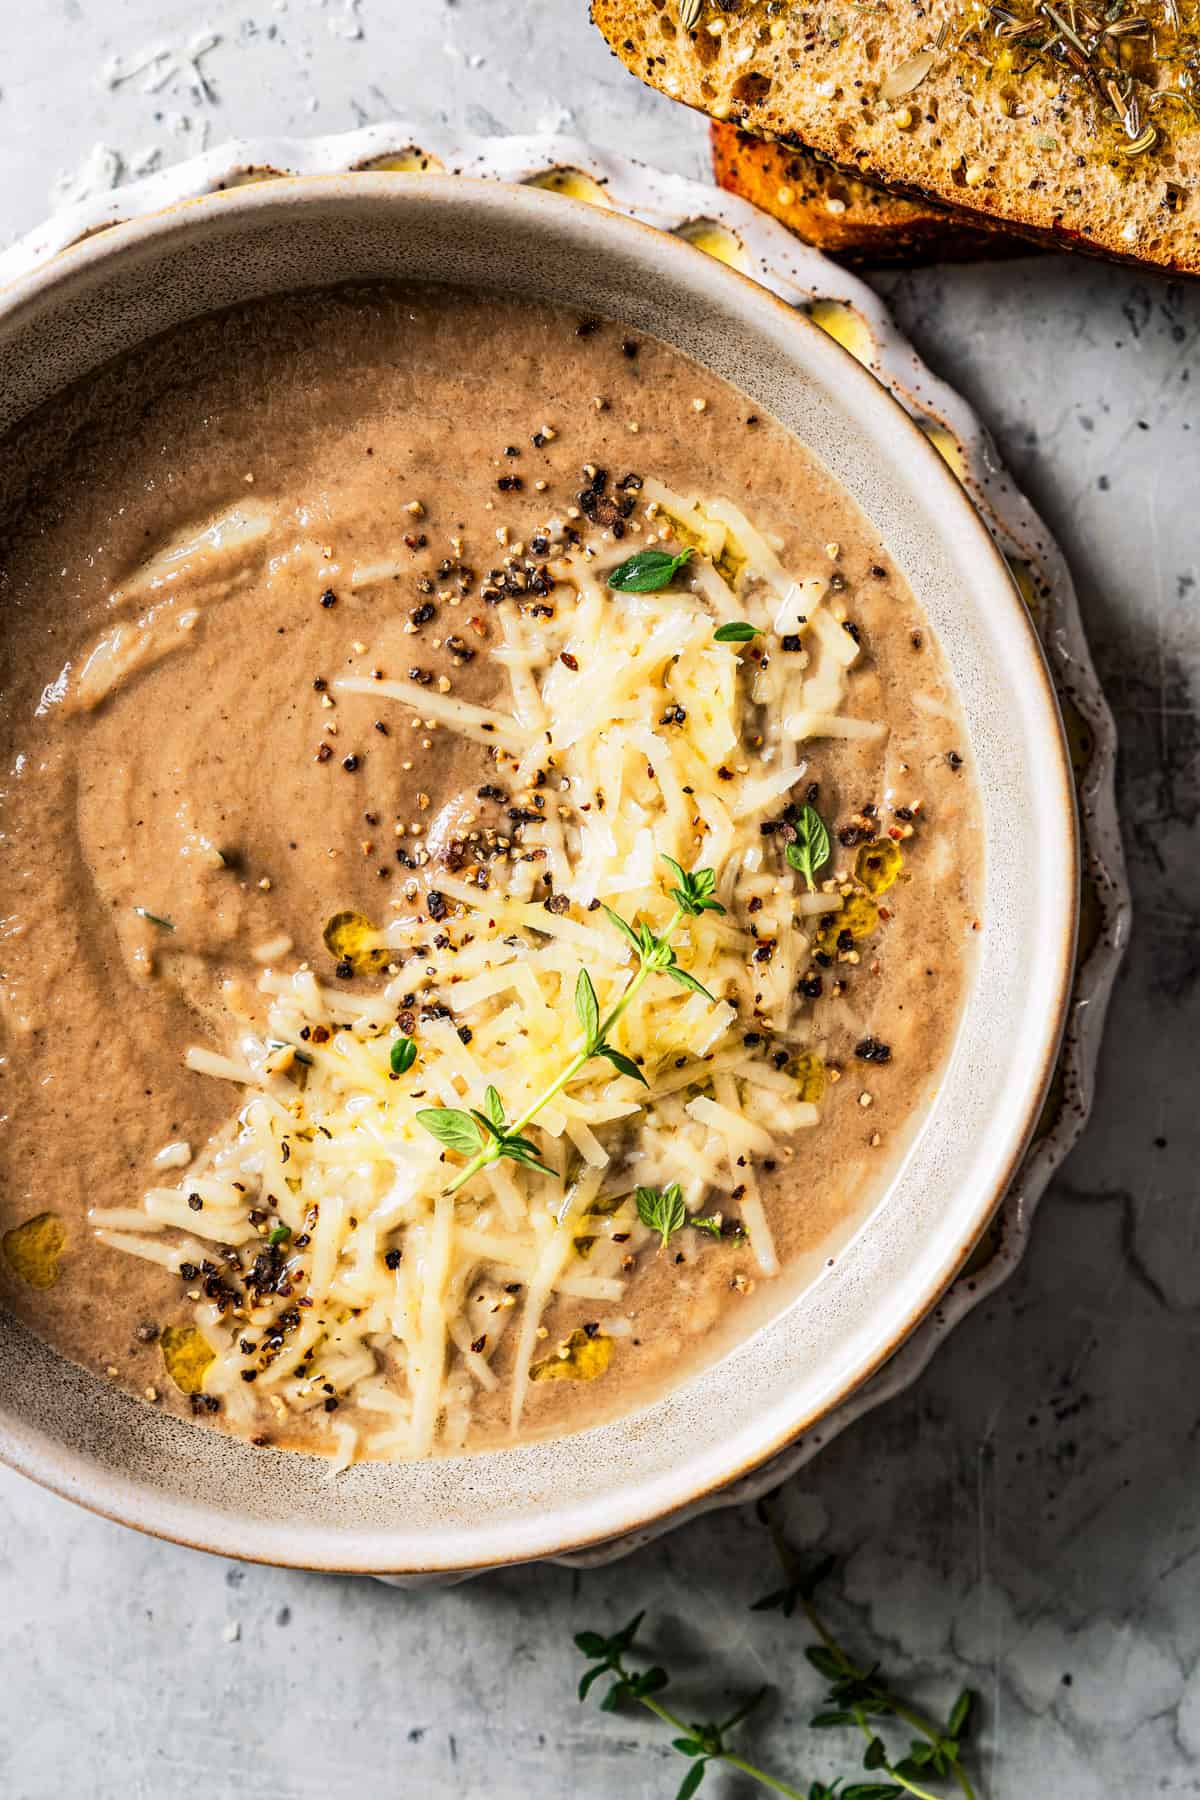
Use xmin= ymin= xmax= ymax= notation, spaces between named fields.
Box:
xmin=592 ymin=0 xmax=1199 ymax=273
xmin=711 ymin=121 xmax=1026 ymax=263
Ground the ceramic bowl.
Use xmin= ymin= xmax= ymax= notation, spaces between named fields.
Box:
xmin=0 ymin=175 xmax=1077 ymax=1572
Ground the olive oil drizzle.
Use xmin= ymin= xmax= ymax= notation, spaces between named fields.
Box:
xmin=959 ymin=0 xmax=1200 ymax=156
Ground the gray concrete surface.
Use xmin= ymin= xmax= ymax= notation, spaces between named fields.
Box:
xmin=2 ymin=4 xmax=1199 ymax=1796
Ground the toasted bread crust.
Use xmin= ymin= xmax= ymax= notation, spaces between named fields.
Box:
xmin=710 ymin=122 xmax=1024 ymax=265
xmin=592 ymin=0 xmax=1200 ymax=275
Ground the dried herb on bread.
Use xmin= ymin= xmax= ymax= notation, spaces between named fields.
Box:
xmin=592 ymin=0 xmax=1200 ymax=273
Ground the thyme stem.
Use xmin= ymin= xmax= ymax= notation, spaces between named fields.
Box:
xmin=717 ymin=1751 xmax=809 ymax=1799
xmin=442 ymin=904 xmax=685 ymax=1195
xmin=798 ymin=1590 xmax=976 ymax=1800
xmin=849 ymin=1710 xmax=944 ymax=1800
xmin=763 ymin=1498 xmax=979 ymax=1800
xmin=606 ymin=1649 xmax=808 ymax=1800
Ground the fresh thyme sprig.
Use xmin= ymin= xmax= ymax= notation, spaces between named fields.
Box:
xmin=753 ymin=1498 xmax=979 ymax=1800
xmin=417 ymin=857 xmax=724 ymax=1196
xmin=575 ymin=1613 xmax=802 ymax=1800
xmin=573 ymin=1503 xmax=982 ymax=1800
xmin=418 ymin=1085 xmax=557 ymax=1179
xmin=602 ymin=859 xmax=724 ymax=1003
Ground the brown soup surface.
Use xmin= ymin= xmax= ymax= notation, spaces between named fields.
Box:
xmin=0 ymin=285 xmax=981 ymax=1460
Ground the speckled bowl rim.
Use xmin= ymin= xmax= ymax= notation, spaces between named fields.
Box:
xmin=0 ymin=153 xmax=1091 ymax=1574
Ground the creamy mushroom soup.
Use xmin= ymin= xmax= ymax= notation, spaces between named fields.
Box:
xmin=0 ymin=285 xmax=981 ymax=1462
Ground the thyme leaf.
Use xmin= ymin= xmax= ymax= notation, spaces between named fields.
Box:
xmin=607 ymin=546 xmax=693 ymax=593
xmin=596 ymin=1042 xmax=648 ymax=1087
xmin=664 ymin=961 xmax=717 ymax=1001
xmin=660 ymin=855 xmax=726 ymax=917
xmin=415 ymin=1107 xmax=484 ymax=1158
xmin=600 ymin=902 xmax=643 ymax=952
xmin=635 ymin=1183 xmax=688 ymax=1250
xmin=496 ymin=1136 xmax=556 ymax=1178
xmin=575 ymin=968 xmax=601 ymax=1049
xmin=785 ymin=803 xmax=832 ymax=892
xmin=483 ymin=1084 xmax=506 ymax=1129
xmin=713 ymin=620 xmax=763 ymax=643
xmin=389 ymin=1035 xmax=417 ymax=1075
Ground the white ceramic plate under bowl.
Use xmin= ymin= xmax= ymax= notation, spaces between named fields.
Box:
xmin=0 ymin=171 xmax=1079 ymax=1574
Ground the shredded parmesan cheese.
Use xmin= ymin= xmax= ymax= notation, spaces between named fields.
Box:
xmin=101 ymin=484 xmax=872 ymax=1465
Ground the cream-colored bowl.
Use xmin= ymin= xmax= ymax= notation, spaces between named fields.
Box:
xmin=0 ymin=176 xmax=1077 ymax=1572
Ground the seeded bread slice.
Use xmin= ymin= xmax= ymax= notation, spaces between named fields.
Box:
xmin=592 ymin=0 xmax=1199 ymax=274
xmin=711 ymin=121 xmax=1027 ymax=263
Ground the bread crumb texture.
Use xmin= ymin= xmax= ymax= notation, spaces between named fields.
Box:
xmin=709 ymin=120 xmax=1028 ymax=263
xmin=592 ymin=0 xmax=1200 ymax=272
